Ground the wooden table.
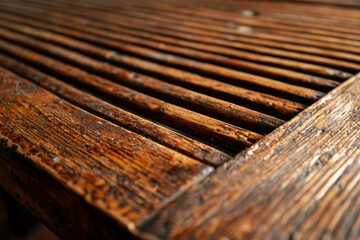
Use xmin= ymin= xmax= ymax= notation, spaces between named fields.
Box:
xmin=0 ymin=0 xmax=359 ymax=239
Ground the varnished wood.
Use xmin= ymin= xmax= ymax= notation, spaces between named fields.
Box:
xmin=140 ymin=73 xmax=360 ymax=239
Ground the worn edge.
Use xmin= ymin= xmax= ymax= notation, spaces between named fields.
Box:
xmin=0 ymin=71 xmax=214 ymax=240
xmin=135 ymin=72 xmax=360 ymax=239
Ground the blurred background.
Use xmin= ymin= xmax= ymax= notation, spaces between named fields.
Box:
xmin=0 ymin=190 xmax=58 ymax=240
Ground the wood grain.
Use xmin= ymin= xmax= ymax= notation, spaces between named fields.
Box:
xmin=0 ymin=39 xmax=263 ymax=152
xmin=0 ymin=4 xmax=313 ymax=119
xmin=0 ymin=5 xmax=339 ymax=89
xmin=139 ymin=73 xmax=360 ymax=239
xmin=0 ymin=152 xmax=138 ymax=240
xmin=1 ymin=1 xmax=354 ymax=81
xmin=0 ymin=0 xmax=359 ymax=239
xmin=0 ymin=1 xmax=336 ymax=101
xmin=0 ymin=53 xmax=231 ymax=165
xmin=25 ymin=0 xmax=360 ymax=72
xmin=0 ymin=25 xmax=284 ymax=134
xmin=0 ymin=68 xmax=213 ymax=238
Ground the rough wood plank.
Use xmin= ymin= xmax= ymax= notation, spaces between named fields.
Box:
xmin=0 ymin=5 xmax=339 ymax=89
xmin=139 ymin=73 xmax=360 ymax=239
xmin=0 ymin=68 xmax=213 ymax=238
xmin=1 ymin=1 xmax=354 ymax=81
xmin=0 ymin=1 xmax=359 ymax=239
xmin=0 ymin=1 xmax=329 ymax=103
xmin=0 ymin=25 xmax=284 ymax=134
xmin=0 ymin=53 xmax=231 ymax=165
xmin=0 ymin=3 xmax=312 ymax=119
xmin=0 ymin=152 xmax=138 ymax=240
xmin=0 ymin=39 xmax=263 ymax=152
xmin=32 ymin=0 xmax=360 ymax=72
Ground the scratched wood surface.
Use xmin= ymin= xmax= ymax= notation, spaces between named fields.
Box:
xmin=140 ymin=73 xmax=360 ymax=239
xmin=0 ymin=0 xmax=359 ymax=239
xmin=0 ymin=68 xmax=214 ymax=238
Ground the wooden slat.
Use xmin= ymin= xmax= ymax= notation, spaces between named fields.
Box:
xmin=45 ymin=0 xmax=360 ymax=69
xmin=117 ymin=2 xmax=360 ymax=43
xmin=0 ymin=0 xmax=359 ymax=239
xmin=0 ymin=11 xmax=307 ymax=119
xmin=16 ymin=0 xmax=359 ymax=66
xmin=0 ymin=67 xmax=213 ymax=237
xmin=0 ymin=53 xmax=231 ymax=165
xmin=131 ymin=4 xmax=360 ymax=55
xmin=139 ymin=73 xmax=360 ymax=239
xmin=0 ymin=25 xmax=284 ymax=135
xmin=134 ymin=1 xmax=360 ymax=40
xmin=6 ymin=0 xmax=359 ymax=76
xmin=0 ymin=11 xmax=340 ymax=90
xmin=115 ymin=0 xmax=360 ymax=34
xmin=0 ymin=39 xmax=264 ymax=152
xmin=0 ymin=1 xmax=326 ymax=104
xmin=169 ymin=0 xmax=360 ymax=27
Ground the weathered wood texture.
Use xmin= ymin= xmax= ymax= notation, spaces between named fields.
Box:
xmin=0 ymin=53 xmax=231 ymax=166
xmin=0 ymin=152 xmax=138 ymax=240
xmin=0 ymin=68 xmax=213 ymax=238
xmin=0 ymin=0 xmax=359 ymax=239
xmin=140 ymin=73 xmax=360 ymax=239
xmin=0 ymin=0 xmax=357 ymax=159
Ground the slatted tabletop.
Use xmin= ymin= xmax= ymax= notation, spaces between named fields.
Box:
xmin=0 ymin=0 xmax=359 ymax=239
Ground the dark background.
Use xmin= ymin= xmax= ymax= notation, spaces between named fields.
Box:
xmin=0 ymin=190 xmax=58 ymax=240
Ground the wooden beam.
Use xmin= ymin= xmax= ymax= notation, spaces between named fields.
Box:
xmin=0 ymin=68 xmax=212 ymax=239
xmin=139 ymin=73 xmax=360 ymax=239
